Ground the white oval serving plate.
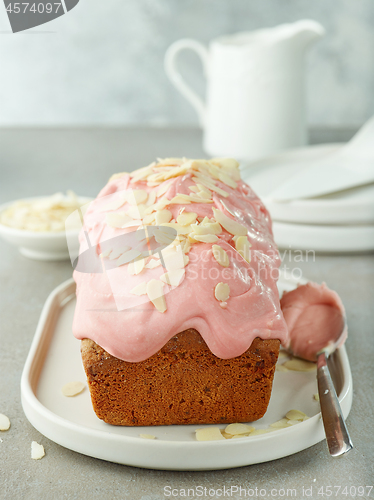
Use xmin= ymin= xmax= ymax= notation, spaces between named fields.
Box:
xmin=21 ymin=275 xmax=353 ymax=470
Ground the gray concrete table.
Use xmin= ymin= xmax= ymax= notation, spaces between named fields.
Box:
xmin=0 ymin=127 xmax=373 ymax=500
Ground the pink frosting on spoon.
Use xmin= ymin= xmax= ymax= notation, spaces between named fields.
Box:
xmin=280 ymin=282 xmax=347 ymax=362
xmin=72 ymin=159 xmax=289 ymax=362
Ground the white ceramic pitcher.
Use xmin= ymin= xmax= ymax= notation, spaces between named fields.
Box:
xmin=165 ymin=20 xmax=324 ymax=161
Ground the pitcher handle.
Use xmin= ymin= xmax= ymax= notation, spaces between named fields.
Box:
xmin=164 ymin=39 xmax=208 ymax=127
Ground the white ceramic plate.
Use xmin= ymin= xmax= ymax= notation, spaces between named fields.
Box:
xmin=21 ymin=275 xmax=353 ymax=470
xmin=272 ymin=220 xmax=374 ymax=253
xmin=0 ymin=196 xmax=92 ymax=261
xmin=241 ymin=144 xmax=374 ymax=225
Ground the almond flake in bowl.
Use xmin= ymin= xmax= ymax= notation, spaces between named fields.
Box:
xmin=0 ymin=192 xmax=92 ymax=260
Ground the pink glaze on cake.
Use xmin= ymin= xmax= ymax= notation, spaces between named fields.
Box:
xmin=280 ymin=282 xmax=347 ymax=362
xmin=72 ymin=159 xmax=289 ymax=362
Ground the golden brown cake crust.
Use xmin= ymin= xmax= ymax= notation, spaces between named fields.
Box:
xmin=81 ymin=330 xmax=280 ymax=426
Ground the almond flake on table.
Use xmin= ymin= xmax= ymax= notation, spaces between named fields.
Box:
xmin=31 ymin=441 xmax=45 ymax=460
xmin=0 ymin=414 xmax=11 ymax=431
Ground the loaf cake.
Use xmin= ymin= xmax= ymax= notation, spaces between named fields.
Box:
xmin=72 ymin=157 xmax=288 ymax=426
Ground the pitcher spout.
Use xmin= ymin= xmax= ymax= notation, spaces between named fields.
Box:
xmin=291 ymin=19 xmax=325 ymax=48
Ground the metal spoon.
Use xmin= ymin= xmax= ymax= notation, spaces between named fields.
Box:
xmin=315 ymin=317 xmax=353 ymax=457
xmin=221 ymin=198 xmax=353 ymax=456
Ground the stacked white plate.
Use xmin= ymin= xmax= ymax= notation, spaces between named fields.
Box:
xmin=241 ymin=144 xmax=374 ymax=253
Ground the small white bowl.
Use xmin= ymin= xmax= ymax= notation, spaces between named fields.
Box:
xmin=0 ymin=196 xmax=92 ymax=261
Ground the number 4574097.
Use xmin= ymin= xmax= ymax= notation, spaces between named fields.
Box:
xmin=6 ymin=3 xmax=63 ymax=14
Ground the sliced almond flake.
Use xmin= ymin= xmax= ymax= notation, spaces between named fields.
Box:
xmin=182 ymin=239 xmax=192 ymax=254
xmin=224 ymin=423 xmax=254 ymax=436
xmin=0 ymin=414 xmax=10 ymax=431
xmin=169 ymin=194 xmax=192 ymax=205
xmin=126 ymin=204 xmax=146 ymax=219
xmin=286 ymin=410 xmax=308 ymax=421
xmin=313 ymin=393 xmax=320 ymax=401
xmin=192 ymin=221 xmax=222 ymax=235
xmin=142 ymin=213 xmax=156 ymax=225
xmin=157 ymin=157 xmax=186 ymax=166
xmin=212 ymin=245 xmax=229 ymax=267
xmin=270 ymin=418 xmax=290 ymax=429
xmin=196 ymin=190 xmax=212 ymax=200
xmin=153 ymin=228 xmax=176 ymax=245
xmin=162 ymin=164 xmax=190 ymax=180
xmin=188 ymin=185 xmax=199 ymax=194
xmin=105 ymin=212 xmax=133 ymax=228
xmin=286 ymin=420 xmax=300 ymax=426
xmin=146 ymin=258 xmax=162 ymax=269
xmin=211 ymin=158 xmax=241 ymax=181
xmin=139 ymin=434 xmax=156 ymax=440
xmin=109 ymin=246 xmax=131 ymax=260
xmin=160 ymin=269 xmax=185 ymax=287
xmin=146 ymin=279 xmax=167 ymax=313
xmin=100 ymin=193 xmax=128 ymax=212
xmin=109 ymin=172 xmax=126 ymax=182
xmin=249 ymin=428 xmax=274 ymax=436
xmin=127 ymin=189 xmax=148 ymax=205
xmin=116 ymin=249 xmax=142 ymax=267
xmin=61 ymin=381 xmax=85 ymax=397
xmin=122 ymin=219 xmax=142 ymax=229
xmin=161 ymin=246 xmax=185 ymax=272
xmin=156 ymin=181 xmax=172 ymax=198
xmin=212 ymin=208 xmax=247 ymax=236
xmin=219 ymin=301 xmax=227 ymax=309
xmin=283 ymin=358 xmax=316 ymax=372
xmin=219 ymin=172 xmax=237 ymax=189
xmin=221 ymin=431 xmax=233 ymax=439
xmin=160 ymin=222 xmax=192 ymax=235
xmin=145 ymin=190 xmax=156 ymax=207
xmin=128 ymin=258 xmax=145 ymax=275
xmin=186 ymin=194 xmax=214 ymax=204
xmin=31 ymin=441 xmax=45 ymax=460
xmin=129 ymin=162 xmax=156 ymax=178
xmin=214 ymin=282 xmax=230 ymax=302
xmin=155 ymin=209 xmax=172 ymax=225
xmin=196 ymin=183 xmax=213 ymax=196
xmin=193 ymin=234 xmax=219 ymax=244
xmin=183 ymin=254 xmax=189 ymax=267
xmin=177 ymin=212 xmax=197 ymax=226
xmin=208 ymin=164 xmax=221 ymax=180
xmin=195 ymin=427 xmax=225 ymax=441
xmin=130 ymin=282 xmax=148 ymax=296
xmin=144 ymin=198 xmax=171 ymax=215
xmin=192 ymin=175 xmax=229 ymax=198
xmin=235 ymin=235 xmax=251 ymax=263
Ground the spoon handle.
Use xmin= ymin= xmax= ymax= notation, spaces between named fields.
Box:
xmin=317 ymin=351 xmax=353 ymax=457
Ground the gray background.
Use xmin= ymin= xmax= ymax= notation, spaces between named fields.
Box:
xmin=0 ymin=0 xmax=373 ymax=127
